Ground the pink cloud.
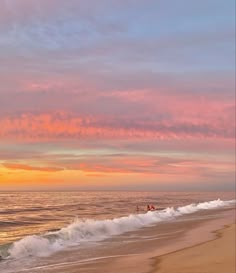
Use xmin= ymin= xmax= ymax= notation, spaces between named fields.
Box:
xmin=0 ymin=103 xmax=234 ymax=142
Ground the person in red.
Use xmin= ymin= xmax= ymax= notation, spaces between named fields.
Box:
xmin=151 ymin=205 xmax=155 ymax=210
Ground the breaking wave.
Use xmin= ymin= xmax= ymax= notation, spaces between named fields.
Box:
xmin=4 ymin=199 xmax=235 ymax=259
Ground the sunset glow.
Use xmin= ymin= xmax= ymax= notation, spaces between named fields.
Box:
xmin=0 ymin=0 xmax=235 ymax=191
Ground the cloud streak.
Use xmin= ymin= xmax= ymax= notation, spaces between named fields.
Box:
xmin=3 ymin=163 xmax=64 ymax=172
xmin=0 ymin=109 xmax=234 ymax=141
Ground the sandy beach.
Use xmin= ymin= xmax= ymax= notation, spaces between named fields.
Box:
xmin=152 ymin=224 xmax=236 ymax=273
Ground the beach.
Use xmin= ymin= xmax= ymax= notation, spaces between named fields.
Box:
xmin=0 ymin=192 xmax=235 ymax=273
xmin=152 ymin=223 xmax=236 ymax=273
xmin=10 ymin=207 xmax=233 ymax=273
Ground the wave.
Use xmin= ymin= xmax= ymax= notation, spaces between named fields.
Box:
xmin=3 ymin=199 xmax=235 ymax=259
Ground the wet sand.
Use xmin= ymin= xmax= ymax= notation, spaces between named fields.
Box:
xmin=152 ymin=223 xmax=236 ymax=273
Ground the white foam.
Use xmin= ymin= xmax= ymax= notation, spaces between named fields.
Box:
xmin=8 ymin=199 xmax=235 ymax=259
xmin=9 ymin=235 xmax=63 ymax=258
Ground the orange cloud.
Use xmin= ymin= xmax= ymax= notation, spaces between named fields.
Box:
xmin=3 ymin=163 xmax=64 ymax=172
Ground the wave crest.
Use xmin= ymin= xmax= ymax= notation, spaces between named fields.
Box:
xmin=7 ymin=198 xmax=235 ymax=259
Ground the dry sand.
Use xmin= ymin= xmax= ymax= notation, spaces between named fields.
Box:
xmin=151 ymin=224 xmax=236 ymax=273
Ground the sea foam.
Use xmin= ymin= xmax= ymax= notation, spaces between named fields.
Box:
xmin=8 ymin=199 xmax=235 ymax=259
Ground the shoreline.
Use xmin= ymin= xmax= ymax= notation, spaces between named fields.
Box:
xmin=1 ymin=207 xmax=235 ymax=273
xmin=150 ymin=223 xmax=236 ymax=273
xmin=51 ymin=208 xmax=235 ymax=273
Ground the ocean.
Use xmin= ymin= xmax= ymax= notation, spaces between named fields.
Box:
xmin=0 ymin=191 xmax=235 ymax=273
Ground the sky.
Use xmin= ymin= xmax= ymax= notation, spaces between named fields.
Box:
xmin=0 ymin=0 xmax=235 ymax=191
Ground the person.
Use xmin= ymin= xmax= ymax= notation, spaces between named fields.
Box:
xmin=151 ymin=205 xmax=155 ymax=210
xmin=147 ymin=204 xmax=151 ymax=211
